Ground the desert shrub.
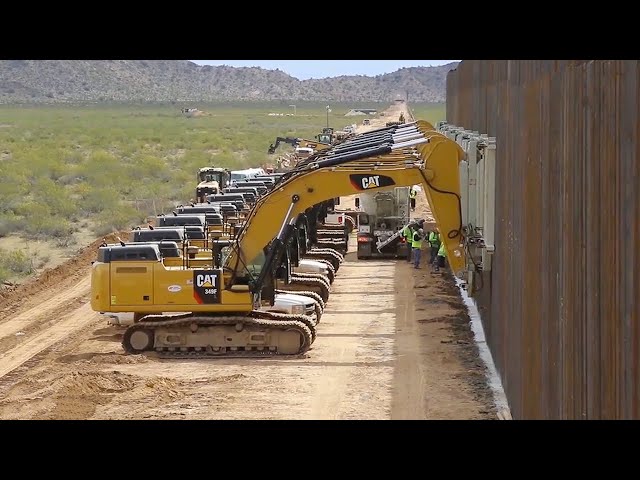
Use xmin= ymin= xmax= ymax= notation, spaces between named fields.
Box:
xmin=23 ymin=215 xmax=74 ymax=240
xmin=0 ymin=248 xmax=35 ymax=276
xmin=30 ymin=177 xmax=78 ymax=217
xmin=93 ymin=204 xmax=144 ymax=236
xmin=0 ymin=214 xmax=22 ymax=237
xmin=79 ymin=186 xmax=121 ymax=214
xmin=0 ymin=222 xmax=11 ymax=238
xmin=55 ymin=236 xmax=76 ymax=248
xmin=78 ymin=150 xmax=122 ymax=187
xmin=0 ymin=265 xmax=9 ymax=283
xmin=127 ymin=154 xmax=172 ymax=183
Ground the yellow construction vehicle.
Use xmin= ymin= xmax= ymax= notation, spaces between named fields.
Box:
xmin=195 ymin=167 xmax=231 ymax=203
xmin=267 ymin=137 xmax=331 ymax=155
xmin=316 ymin=127 xmax=335 ymax=144
xmin=91 ymin=120 xmax=465 ymax=358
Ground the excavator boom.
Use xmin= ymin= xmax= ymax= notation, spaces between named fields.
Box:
xmin=268 ymin=137 xmax=331 ymax=154
xmin=228 ymin=121 xmax=466 ymax=278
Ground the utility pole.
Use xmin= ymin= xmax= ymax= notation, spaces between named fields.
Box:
xmin=326 ymin=105 xmax=330 ymax=128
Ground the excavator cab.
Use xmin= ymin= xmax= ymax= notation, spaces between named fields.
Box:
xmin=196 ymin=167 xmax=231 ymax=202
xmin=316 ymin=133 xmax=332 ymax=144
xmin=316 ymin=127 xmax=336 ymax=144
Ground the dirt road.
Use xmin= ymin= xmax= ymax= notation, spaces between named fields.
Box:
xmin=0 ymin=104 xmax=496 ymax=420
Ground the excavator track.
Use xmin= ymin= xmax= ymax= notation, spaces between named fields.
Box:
xmin=121 ymin=311 xmax=315 ymax=359
xmin=316 ymin=241 xmax=347 ymax=255
xmin=309 ymin=257 xmax=337 ymax=277
xmin=316 ymin=236 xmax=348 ymax=250
xmin=261 ymin=310 xmax=317 ymax=343
xmin=343 ymin=215 xmax=355 ymax=231
xmin=288 ymin=276 xmax=330 ymax=303
xmin=311 ymin=247 xmax=344 ymax=262
xmin=319 ymin=224 xmax=348 ymax=231
xmin=308 ymin=250 xmax=342 ymax=264
xmin=317 ymin=230 xmax=347 ymax=239
xmin=306 ymin=250 xmax=343 ymax=271
xmin=275 ymin=289 xmax=324 ymax=321
xmin=316 ymin=238 xmax=347 ymax=246
xmin=323 ymin=266 xmax=335 ymax=284
xmin=291 ymin=271 xmax=331 ymax=291
xmin=317 ymin=259 xmax=336 ymax=277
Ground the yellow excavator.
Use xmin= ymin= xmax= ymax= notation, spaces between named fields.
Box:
xmin=91 ymin=120 xmax=465 ymax=358
xmin=267 ymin=137 xmax=331 ymax=155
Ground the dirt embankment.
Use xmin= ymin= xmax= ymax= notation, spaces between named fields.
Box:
xmin=0 ymin=232 xmax=129 ymax=312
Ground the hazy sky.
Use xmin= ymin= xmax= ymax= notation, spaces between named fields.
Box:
xmin=190 ymin=60 xmax=460 ymax=80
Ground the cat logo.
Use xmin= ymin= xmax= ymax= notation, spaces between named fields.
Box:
xmin=196 ymin=274 xmax=216 ymax=287
xmin=349 ymin=174 xmax=396 ymax=191
xmin=193 ymin=270 xmax=221 ymax=304
xmin=361 ymin=176 xmax=381 ymax=189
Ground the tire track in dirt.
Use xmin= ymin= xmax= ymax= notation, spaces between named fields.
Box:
xmin=0 ymin=303 xmax=98 ymax=379
xmin=308 ymin=256 xmax=396 ymax=419
xmin=391 ymin=262 xmax=426 ymax=419
xmin=0 ymin=276 xmax=90 ymax=340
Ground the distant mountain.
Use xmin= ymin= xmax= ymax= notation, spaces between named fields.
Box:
xmin=0 ymin=60 xmax=459 ymax=104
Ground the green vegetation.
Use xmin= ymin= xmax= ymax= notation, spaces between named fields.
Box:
xmin=0 ymin=247 xmax=50 ymax=283
xmin=409 ymin=103 xmax=446 ymax=125
xmin=0 ymin=101 xmax=446 ymax=282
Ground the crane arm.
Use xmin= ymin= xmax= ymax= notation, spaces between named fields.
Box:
xmin=226 ymin=121 xmax=467 ymax=283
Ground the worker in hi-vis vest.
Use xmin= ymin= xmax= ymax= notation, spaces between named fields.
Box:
xmin=428 ymin=229 xmax=441 ymax=266
xmin=434 ymin=239 xmax=447 ymax=272
xmin=401 ymin=223 xmax=413 ymax=262
xmin=409 ymin=188 xmax=417 ymax=211
xmin=411 ymin=226 xmax=424 ymax=269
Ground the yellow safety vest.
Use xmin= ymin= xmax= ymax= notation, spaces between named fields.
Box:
xmin=409 ymin=189 xmax=417 ymax=199
xmin=428 ymin=232 xmax=440 ymax=246
xmin=411 ymin=232 xmax=423 ymax=248
xmin=437 ymin=241 xmax=446 ymax=257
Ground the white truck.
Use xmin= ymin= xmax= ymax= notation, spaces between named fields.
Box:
xmin=295 ymin=258 xmax=331 ymax=279
xmin=230 ymin=168 xmax=266 ymax=184
xmin=355 ymin=186 xmax=412 ymax=260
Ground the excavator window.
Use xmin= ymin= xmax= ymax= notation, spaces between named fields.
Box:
xmin=156 ymin=242 xmax=181 ymax=258
xmin=158 ymin=215 xmax=206 ymax=227
xmin=182 ymin=227 xmax=205 ymax=240
xmin=98 ymin=246 xmax=161 ymax=263
xmin=245 ymin=251 xmax=265 ymax=277
xmin=133 ymin=230 xmax=184 ymax=242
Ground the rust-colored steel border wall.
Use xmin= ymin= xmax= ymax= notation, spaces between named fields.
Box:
xmin=446 ymin=60 xmax=640 ymax=419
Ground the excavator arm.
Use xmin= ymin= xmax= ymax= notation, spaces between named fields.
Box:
xmin=268 ymin=137 xmax=298 ymax=154
xmin=268 ymin=137 xmax=331 ymax=154
xmin=227 ymin=121 xmax=466 ymax=283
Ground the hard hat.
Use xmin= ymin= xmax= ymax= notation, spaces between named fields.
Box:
xmin=418 ymin=228 xmax=424 ymax=234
